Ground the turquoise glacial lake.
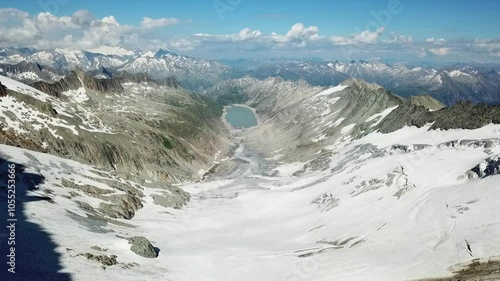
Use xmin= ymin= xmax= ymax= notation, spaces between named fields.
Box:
xmin=225 ymin=105 xmax=258 ymax=128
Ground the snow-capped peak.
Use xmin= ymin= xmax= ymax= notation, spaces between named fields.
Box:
xmin=87 ymin=46 xmax=135 ymax=56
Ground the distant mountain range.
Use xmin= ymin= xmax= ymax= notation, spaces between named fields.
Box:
xmin=1 ymin=47 xmax=500 ymax=105
xmin=227 ymin=58 xmax=500 ymax=106
xmin=0 ymin=47 xmax=234 ymax=92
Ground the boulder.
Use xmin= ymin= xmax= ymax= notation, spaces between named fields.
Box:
xmin=128 ymin=236 xmax=158 ymax=258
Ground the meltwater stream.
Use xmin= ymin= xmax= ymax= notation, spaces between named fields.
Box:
xmin=157 ymin=106 xmax=312 ymax=281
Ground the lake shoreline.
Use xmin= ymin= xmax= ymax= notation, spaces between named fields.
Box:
xmin=222 ymin=104 xmax=259 ymax=129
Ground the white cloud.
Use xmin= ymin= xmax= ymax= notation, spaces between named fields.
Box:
xmin=271 ymin=23 xmax=321 ymax=45
xmin=0 ymin=9 xmax=41 ymax=46
xmin=71 ymin=10 xmax=96 ymax=27
xmin=141 ymin=17 xmax=180 ymax=29
xmin=468 ymin=39 xmax=500 ymax=58
xmin=426 ymin=37 xmax=446 ymax=45
xmin=232 ymin=28 xmax=262 ymax=41
xmin=384 ymin=32 xmax=412 ymax=44
xmin=0 ymin=8 xmax=183 ymax=50
xmin=0 ymin=8 xmax=498 ymax=62
xmin=427 ymin=47 xmax=451 ymax=56
xmin=331 ymin=27 xmax=385 ymax=45
xmin=169 ymin=38 xmax=201 ymax=51
xmin=194 ymin=27 xmax=263 ymax=43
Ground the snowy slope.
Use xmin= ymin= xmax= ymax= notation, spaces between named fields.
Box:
xmin=1 ymin=69 xmax=500 ymax=280
xmin=151 ymin=125 xmax=500 ymax=281
xmin=1 ymin=122 xmax=499 ymax=280
xmin=0 ymin=74 xmax=111 ymax=137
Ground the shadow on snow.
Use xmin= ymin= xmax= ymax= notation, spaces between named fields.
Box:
xmin=0 ymin=156 xmax=72 ymax=281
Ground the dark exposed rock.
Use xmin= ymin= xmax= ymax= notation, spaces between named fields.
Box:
xmin=98 ymin=193 xmax=143 ymax=220
xmin=469 ymin=155 xmax=500 ymax=179
xmin=0 ymin=61 xmax=64 ymax=83
xmin=91 ymin=246 xmax=108 ymax=252
xmin=152 ymin=186 xmax=190 ymax=209
xmin=32 ymin=69 xmax=124 ymax=97
xmin=413 ymin=144 xmax=432 ymax=151
xmin=79 ymin=253 xmax=118 ymax=266
xmin=128 ymin=236 xmax=158 ymax=258
xmin=0 ymin=129 xmax=46 ymax=152
xmin=61 ymin=178 xmax=114 ymax=196
xmin=460 ymin=139 xmax=499 ymax=148
xmin=377 ymin=100 xmax=500 ymax=133
xmin=391 ymin=144 xmax=411 ymax=153
xmin=420 ymin=259 xmax=500 ymax=281
xmin=407 ymin=95 xmax=445 ymax=111
xmin=117 ymin=71 xmax=180 ymax=88
xmin=292 ymin=151 xmax=333 ymax=176
xmin=7 ymin=90 xmax=58 ymax=117
xmin=0 ymin=81 xmax=6 ymax=97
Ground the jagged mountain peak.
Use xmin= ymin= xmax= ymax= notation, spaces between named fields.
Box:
xmin=407 ymin=94 xmax=445 ymax=111
xmin=342 ymin=78 xmax=385 ymax=91
xmin=154 ymin=48 xmax=178 ymax=58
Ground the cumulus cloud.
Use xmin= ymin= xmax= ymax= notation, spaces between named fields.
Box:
xmin=71 ymin=10 xmax=96 ymax=27
xmin=331 ymin=27 xmax=385 ymax=45
xmin=141 ymin=17 xmax=180 ymax=29
xmin=0 ymin=9 xmax=41 ymax=47
xmin=0 ymin=8 xmax=182 ymax=50
xmin=232 ymin=28 xmax=262 ymax=41
xmin=271 ymin=23 xmax=321 ymax=45
xmin=0 ymin=8 xmax=498 ymax=62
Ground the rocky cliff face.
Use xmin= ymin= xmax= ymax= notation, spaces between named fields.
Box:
xmin=377 ymin=100 xmax=500 ymax=133
xmin=210 ymin=76 xmax=500 ymax=168
xmin=117 ymin=72 xmax=180 ymax=88
xmin=0 ymin=61 xmax=64 ymax=83
xmin=0 ymin=73 xmax=230 ymax=186
xmin=208 ymin=77 xmax=405 ymax=163
xmin=32 ymin=69 xmax=123 ymax=98
xmin=0 ymin=81 xmax=6 ymax=97
xmin=407 ymin=94 xmax=445 ymax=111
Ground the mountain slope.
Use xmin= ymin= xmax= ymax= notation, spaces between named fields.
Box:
xmin=234 ymin=59 xmax=500 ymax=105
xmin=2 ymin=77 xmax=500 ymax=280
xmin=0 ymin=73 xmax=230 ymax=184
xmin=1 ymin=62 xmax=500 ymax=280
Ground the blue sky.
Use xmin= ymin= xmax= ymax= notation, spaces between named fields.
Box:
xmin=0 ymin=0 xmax=499 ymax=63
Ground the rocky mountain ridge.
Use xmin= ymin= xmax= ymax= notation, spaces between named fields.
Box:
xmin=0 ymin=73 xmax=230 ymax=185
xmin=226 ymin=58 xmax=500 ymax=105
xmin=1 ymin=69 xmax=500 ymax=280
xmin=2 ymin=47 xmax=500 ymax=105
xmin=0 ymin=48 xmax=234 ymax=92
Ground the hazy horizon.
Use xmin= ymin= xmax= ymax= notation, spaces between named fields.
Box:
xmin=0 ymin=0 xmax=499 ymax=64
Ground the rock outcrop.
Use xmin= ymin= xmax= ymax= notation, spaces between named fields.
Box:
xmin=118 ymin=72 xmax=180 ymax=88
xmin=79 ymin=253 xmax=118 ymax=266
xmin=468 ymin=155 xmax=500 ymax=179
xmin=128 ymin=236 xmax=158 ymax=258
xmin=407 ymin=94 xmax=445 ymax=111
xmin=0 ymin=61 xmax=63 ymax=83
xmin=32 ymin=69 xmax=123 ymax=97
xmin=0 ymin=81 xmax=6 ymax=97
xmin=377 ymin=101 xmax=500 ymax=133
